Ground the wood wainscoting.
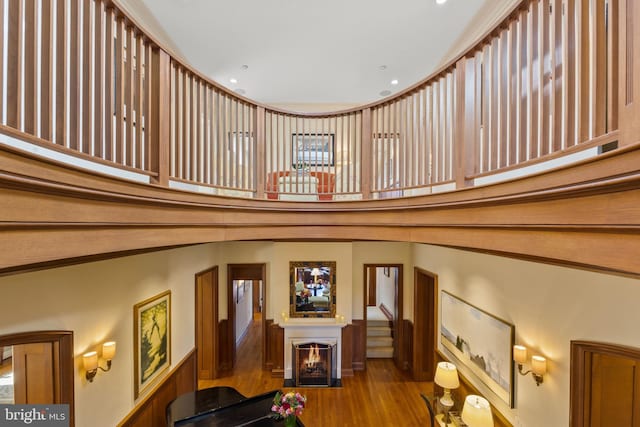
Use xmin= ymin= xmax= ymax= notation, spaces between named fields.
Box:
xmin=118 ymin=350 xmax=197 ymax=427
xmin=436 ymin=352 xmax=512 ymax=427
xmin=403 ymin=320 xmax=414 ymax=372
xmin=351 ymin=319 xmax=365 ymax=371
xmin=265 ymin=319 xmax=284 ymax=376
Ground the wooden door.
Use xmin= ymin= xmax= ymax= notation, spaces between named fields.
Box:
xmin=413 ymin=268 xmax=437 ymax=381
xmin=571 ymin=341 xmax=640 ymax=427
xmin=12 ymin=342 xmax=56 ymax=403
xmin=196 ymin=266 xmax=218 ymax=380
xmin=367 ymin=266 xmax=377 ymax=306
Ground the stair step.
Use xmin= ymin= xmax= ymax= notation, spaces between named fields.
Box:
xmin=367 ymin=326 xmax=392 ymax=337
xmin=367 ymin=346 xmax=394 ymax=358
xmin=368 ymin=319 xmax=390 ymax=328
xmin=367 ymin=336 xmax=393 ymax=347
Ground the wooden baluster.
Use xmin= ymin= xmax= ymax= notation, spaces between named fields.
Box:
xmin=150 ymin=49 xmax=170 ymax=186
xmin=255 ymin=106 xmax=265 ymax=198
xmin=24 ymin=0 xmax=35 ymax=135
xmin=104 ymin=6 xmax=113 ymax=160
xmin=81 ymin=0 xmax=92 ymax=154
xmin=94 ymin=0 xmax=104 ymax=159
xmin=607 ymin=0 xmax=618 ymax=133
xmin=115 ymin=17 xmax=124 ymax=163
xmin=361 ymin=108 xmax=372 ymax=199
xmin=41 ymin=0 xmax=53 ymax=141
xmin=135 ymin=35 xmax=144 ymax=169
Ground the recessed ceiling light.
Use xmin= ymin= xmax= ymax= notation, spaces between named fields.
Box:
xmin=379 ymin=65 xmax=387 ymax=71
xmin=391 ymin=79 xmax=399 ymax=85
xmin=229 ymin=78 xmax=238 ymax=84
xmin=436 ymin=0 xmax=447 ymax=4
xmin=241 ymin=65 xmax=249 ymax=70
xmin=379 ymin=90 xmax=391 ymax=97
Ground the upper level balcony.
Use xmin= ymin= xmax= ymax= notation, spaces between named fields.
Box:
xmin=1 ymin=0 xmax=639 ymax=276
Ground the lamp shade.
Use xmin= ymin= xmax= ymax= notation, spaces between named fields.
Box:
xmin=102 ymin=341 xmax=116 ymax=360
xmin=311 ymin=268 xmax=321 ymax=276
xmin=434 ymin=362 xmax=460 ymax=389
xmin=461 ymin=395 xmax=494 ymax=427
xmin=83 ymin=351 xmax=98 ymax=371
xmin=513 ymin=345 xmax=527 ymax=364
xmin=531 ymin=355 xmax=547 ymax=375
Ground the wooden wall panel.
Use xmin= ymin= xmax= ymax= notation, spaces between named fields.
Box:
xmin=218 ymin=319 xmax=232 ymax=372
xmin=341 ymin=324 xmax=354 ymax=377
xmin=265 ymin=320 xmax=284 ymax=376
xmin=403 ymin=320 xmax=414 ymax=372
xmin=119 ymin=350 xmax=197 ymax=427
xmin=350 ymin=320 xmax=365 ymax=371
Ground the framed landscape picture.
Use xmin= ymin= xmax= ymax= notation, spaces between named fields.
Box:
xmin=440 ymin=291 xmax=515 ymax=407
xmin=134 ymin=290 xmax=171 ymax=398
xmin=291 ymin=133 xmax=335 ymax=166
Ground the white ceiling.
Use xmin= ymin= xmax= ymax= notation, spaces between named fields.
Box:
xmin=120 ymin=0 xmax=518 ymax=106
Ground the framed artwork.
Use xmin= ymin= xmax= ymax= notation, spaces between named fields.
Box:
xmin=291 ymin=133 xmax=335 ymax=166
xmin=440 ymin=291 xmax=515 ymax=407
xmin=134 ymin=290 xmax=171 ymax=398
xmin=290 ymin=261 xmax=336 ymax=318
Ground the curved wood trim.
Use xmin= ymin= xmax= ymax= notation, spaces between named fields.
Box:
xmin=0 ymin=331 xmax=75 ymax=427
xmin=569 ymin=341 xmax=640 ymax=427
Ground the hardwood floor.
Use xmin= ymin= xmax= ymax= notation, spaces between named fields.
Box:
xmin=199 ymin=319 xmax=436 ymax=426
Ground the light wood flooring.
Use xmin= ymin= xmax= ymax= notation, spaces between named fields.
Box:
xmin=199 ymin=319 xmax=435 ymax=426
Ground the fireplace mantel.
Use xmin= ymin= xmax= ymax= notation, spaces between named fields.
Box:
xmin=281 ymin=320 xmax=346 ymax=385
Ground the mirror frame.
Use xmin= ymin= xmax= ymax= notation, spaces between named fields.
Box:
xmin=0 ymin=330 xmax=75 ymax=426
xmin=289 ymin=261 xmax=336 ymax=318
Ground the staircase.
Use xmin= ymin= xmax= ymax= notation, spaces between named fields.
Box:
xmin=366 ymin=319 xmax=394 ymax=358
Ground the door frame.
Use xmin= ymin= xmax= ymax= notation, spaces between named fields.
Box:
xmin=412 ymin=267 xmax=438 ymax=381
xmin=227 ymin=263 xmax=267 ymax=369
xmin=363 ymin=263 xmax=404 ymax=370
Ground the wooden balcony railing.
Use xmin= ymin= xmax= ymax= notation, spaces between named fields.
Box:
xmin=0 ymin=0 xmax=636 ymax=201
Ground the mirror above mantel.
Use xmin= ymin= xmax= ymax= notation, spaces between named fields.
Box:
xmin=290 ymin=261 xmax=336 ymax=318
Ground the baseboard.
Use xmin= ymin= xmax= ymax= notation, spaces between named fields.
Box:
xmin=271 ymin=368 xmax=284 ymax=378
xmin=352 ymin=362 xmax=365 ymax=371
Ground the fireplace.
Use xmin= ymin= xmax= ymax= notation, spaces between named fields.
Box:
xmin=293 ymin=342 xmax=337 ymax=387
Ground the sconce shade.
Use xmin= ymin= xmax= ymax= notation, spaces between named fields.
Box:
xmin=83 ymin=351 xmax=98 ymax=371
xmin=102 ymin=341 xmax=116 ymax=360
xmin=461 ymin=395 xmax=494 ymax=427
xmin=513 ymin=345 xmax=527 ymax=364
xmin=434 ymin=362 xmax=460 ymax=389
xmin=531 ymin=355 xmax=547 ymax=375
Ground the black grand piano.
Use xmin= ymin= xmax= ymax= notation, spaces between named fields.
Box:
xmin=167 ymin=386 xmax=305 ymax=427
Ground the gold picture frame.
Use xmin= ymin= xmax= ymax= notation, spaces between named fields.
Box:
xmin=134 ymin=290 xmax=171 ymax=399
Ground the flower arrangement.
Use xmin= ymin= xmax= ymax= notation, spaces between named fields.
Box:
xmin=272 ymin=390 xmax=306 ymax=422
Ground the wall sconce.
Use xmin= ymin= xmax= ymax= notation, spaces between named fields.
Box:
xmin=434 ymin=361 xmax=460 ymax=424
xmin=461 ymin=395 xmax=494 ymax=427
xmin=281 ymin=311 xmax=289 ymax=323
xmin=513 ymin=345 xmax=547 ymax=386
xmin=83 ymin=341 xmax=116 ymax=382
xmin=334 ymin=314 xmax=345 ymax=323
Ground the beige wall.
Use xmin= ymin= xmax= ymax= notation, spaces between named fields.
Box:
xmin=412 ymin=243 xmax=640 ymax=427
xmin=0 ymin=244 xmax=220 ymax=427
xmin=2 ymin=239 xmax=638 ymax=427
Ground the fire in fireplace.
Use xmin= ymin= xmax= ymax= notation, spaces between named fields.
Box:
xmin=293 ymin=342 xmax=337 ymax=387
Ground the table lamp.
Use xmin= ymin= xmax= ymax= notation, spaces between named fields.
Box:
xmin=461 ymin=395 xmax=494 ymax=427
xmin=434 ymin=361 xmax=460 ymax=423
